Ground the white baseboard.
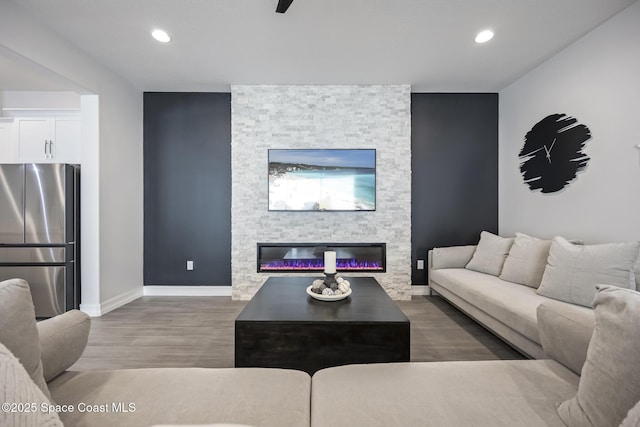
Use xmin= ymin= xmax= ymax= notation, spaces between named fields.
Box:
xmin=78 ymin=303 xmax=102 ymax=317
xmin=411 ymin=285 xmax=431 ymax=296
xmin=79 ymin=287 xmax=144 ymax=317
xmin=81 ymin=284 xmax=422 ymax=316
xmin=143 ymin=286 xmax=232 ymax=297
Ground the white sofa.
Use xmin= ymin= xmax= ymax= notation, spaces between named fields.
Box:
xmin=3 ymin=274 xmax=640 ymax=427
xmin=311 ymin=285 xmax=640 ymax=427
xmin=427 ymin=232 xmax=640 ymax=359
xmin=309 ymin=234 xmax=640 ymax=427
xmin=0 ymin=279 xmax=311 ymax=427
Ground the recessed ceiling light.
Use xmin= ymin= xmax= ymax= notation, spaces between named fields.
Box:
xmin=475 ymin=30 xmax=494 ymax=44
xmin=151 ymin=29 xmax=171 ymax=43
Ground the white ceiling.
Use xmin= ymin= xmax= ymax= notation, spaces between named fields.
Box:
xmin=3 ymin=0 xmax=637 ymax=93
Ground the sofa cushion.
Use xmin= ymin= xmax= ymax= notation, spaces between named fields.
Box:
xmin=0 ymin=342 xmax=63 ymax=427
xmin=558 ymin=286 xmax=640 ymax=427
xmin=49 ymin=367 xmax=311 ymax=427
xmin=536 ymin=300 xmax=594 ymax=375
xmin=620 ymin=400 xmax=640 ymax=427
xmin=431 ymin=268 xmax=548 ymax=344
xmin=0 ymin=278 xmax=50 ymax=399
xmin=312 ymin=360 xmax=579 ymax=427
xmin=537 ymin=237 xmax=639 ymax=307
xmin=500 ymin=232 xmax=552 ymax=288
xmin=465 ymin=231 xmax=514 ymax=276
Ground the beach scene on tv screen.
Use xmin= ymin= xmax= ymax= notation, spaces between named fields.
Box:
xmin=269 ymin=149 xmax=376 ymax=211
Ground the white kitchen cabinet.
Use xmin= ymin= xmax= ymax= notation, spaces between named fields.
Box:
xmin=16 ymin=118 xmax=50 ymax=161
xmin=0 ymin=119 xmax=14 ymax=162
xmin=16 ymin=117 xmax=81 ymax=164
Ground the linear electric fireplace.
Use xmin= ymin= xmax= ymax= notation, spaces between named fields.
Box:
xmin=257 ymin=243 xmax=386 ymax=273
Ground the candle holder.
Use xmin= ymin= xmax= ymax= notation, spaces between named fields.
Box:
xmin=323 ymin=272 xmax=338 ymax=290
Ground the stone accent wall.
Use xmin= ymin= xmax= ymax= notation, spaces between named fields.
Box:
xmin=231 ymin=85 xmax=411 ymax=300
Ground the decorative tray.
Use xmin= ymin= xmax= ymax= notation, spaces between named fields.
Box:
xmin=306 ymin=285 xmax=352 ymax=301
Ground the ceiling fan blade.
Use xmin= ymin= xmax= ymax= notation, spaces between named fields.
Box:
xmin=276 ymin=0 xmax=294 ymax=13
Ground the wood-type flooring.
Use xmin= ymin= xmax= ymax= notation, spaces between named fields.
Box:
xmin=70 ymin=295 xmax=524 ymax=371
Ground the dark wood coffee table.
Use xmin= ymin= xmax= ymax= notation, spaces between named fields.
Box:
xmin=235 ymin=276 xmax=410 ymax=374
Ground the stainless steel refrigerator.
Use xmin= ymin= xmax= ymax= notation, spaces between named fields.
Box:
xmin=0 ymin=164 xmax=80 ymax=317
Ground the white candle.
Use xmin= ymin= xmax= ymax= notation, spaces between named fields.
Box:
xmin=324 ymin=251 xmax=336 ymax=274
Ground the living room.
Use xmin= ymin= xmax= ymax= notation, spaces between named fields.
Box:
xmin=2 ymin=1 xmax=639 ymax=313
xmin=1 ymin=1 xmax=640 ymax=426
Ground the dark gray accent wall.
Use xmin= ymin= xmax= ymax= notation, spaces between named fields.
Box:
xmin=411 ymin=93 xmax=498 ymax=284
xmin=143 ymin=92 xmax=497 ymax=287
xmin=144 ymin=92 xmax=231 ymax=286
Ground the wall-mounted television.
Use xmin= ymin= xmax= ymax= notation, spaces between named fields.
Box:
xmin=268 ymin=149 xmax=376 ymax=211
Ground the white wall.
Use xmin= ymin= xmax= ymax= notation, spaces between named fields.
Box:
xmin=499 ymin=1 xmax=640 ymax=243
xmin=0 ymin=2 xmax=144 ymax=314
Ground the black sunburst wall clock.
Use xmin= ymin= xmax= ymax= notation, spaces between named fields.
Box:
xmin=518 ymin=113 xmax=592 ymax=194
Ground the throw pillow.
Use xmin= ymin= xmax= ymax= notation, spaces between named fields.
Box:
xmin=0 ymin=342 xmax=63 ymax=427
xmin=499 ymin=232 xmax=552 ymax=288
xmin=557 ymin=285 xmax=640 ymax=427
xmin=465 ymin=231 xmax=514 ymax=276
xmin=0 ymin=278 xmax=51 ymax=398
xmin=620 ymin=400 xmax=640 ymax=427
xmin=537 ymin=237 xmax=640 ymax=307
xmin=431 ymin=245 xmax=477 ymax=270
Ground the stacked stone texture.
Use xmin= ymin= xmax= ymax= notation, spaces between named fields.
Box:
xmin=231 ymin=85 xmax=411 ymax=300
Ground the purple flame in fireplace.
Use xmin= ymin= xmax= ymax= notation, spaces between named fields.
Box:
xmin=260 ymin=258 xmax=383 ymax=271
xmin=257 ymin=242 xmax=386 ymax=273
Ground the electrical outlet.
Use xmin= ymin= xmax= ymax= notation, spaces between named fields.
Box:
xmin=417 ymin=259 xmax=424 ymax=270
xmin=186 ymin=260 xmax=194 ymax=271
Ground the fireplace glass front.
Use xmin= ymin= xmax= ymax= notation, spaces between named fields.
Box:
xmin=257 ymin=243 xmax=386 ymax=273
